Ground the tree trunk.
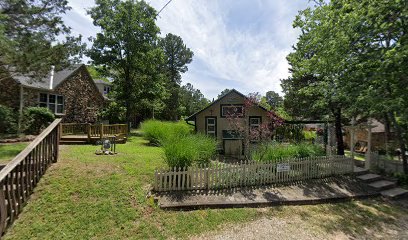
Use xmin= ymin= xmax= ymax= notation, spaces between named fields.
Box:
xmin=332 ymin=107 xmax=345 ymax=155
xmin=388 ymin=112 xmax=408 ymax=173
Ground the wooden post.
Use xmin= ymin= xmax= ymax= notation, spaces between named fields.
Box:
xmin=326 ymin=123 xmax=331 ymax=155
xmin=55 ymin=125 xmax=60 ymax=163
xmin=350 ymin=117 xmax=356 ymax=160
xmin=366 ymin=119 xmax=372 ymax=170
xmin=87 ymin=124 xmax=91 ymax=143
xmin=17 ymin=85 xmax=24 ymax=134
xmin=100 ymin=124 xmax=104 ymax=140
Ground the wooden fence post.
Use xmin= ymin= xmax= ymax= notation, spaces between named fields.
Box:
xmin=87 ymin=124 xmax=91 ymax=143
xmin=0 ymin=183 xmax=7 ymax=235
xmin=100 ymin=124 xmax=104 ymax=140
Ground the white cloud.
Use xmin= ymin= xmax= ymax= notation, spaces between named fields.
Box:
xmin=64 ymin=0 xmax=309 ymax=99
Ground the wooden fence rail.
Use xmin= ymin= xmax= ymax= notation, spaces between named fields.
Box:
xmin=0 ymin=119 xmax=61 ymax=236
xmin=60 ymin=123 xmax=128 ymax=143
xmin=154 ymin=155 xmax=354 ymax=191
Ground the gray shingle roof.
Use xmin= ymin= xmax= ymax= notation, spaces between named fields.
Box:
xmin=13 ymin=64 xmax=83 ymax=90
xmin=94 ymin=79 xmax=112 ymax=85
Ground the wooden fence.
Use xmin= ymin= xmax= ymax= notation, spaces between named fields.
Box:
xmin=154 ymin=155 xmax=354 ymax=191
xmin=0 ymin=119 xmax=61 ymax=235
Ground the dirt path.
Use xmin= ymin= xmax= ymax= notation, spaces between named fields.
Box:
xmin=191 ymin=215 xmax=345 ymax=240
xmin=191 ymin=200 xmax=408 ymax=240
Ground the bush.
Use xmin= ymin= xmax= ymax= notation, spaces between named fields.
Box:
xmin=393 ymin=173 xmax=408 ymax=187
xmin=251 ymin=142 xmax=326 ymax=162
xmin=303 ymin=130 xmax=316 ymax=141
xmin=98 ymin=102 xmax=126 ymax=123
xmin=140 ymin=120 xmax=192 ymax=145
xmin=163 ymin=134 xmax=217 ymax=169
xmin=0 ymin=105 xmax=18 ymax=134
xmin=23 ymin=107 xmax=55 ymax=134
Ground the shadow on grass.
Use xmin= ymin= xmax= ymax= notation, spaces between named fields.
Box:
xmin=297 ymin=198 xmax=406 ymax=238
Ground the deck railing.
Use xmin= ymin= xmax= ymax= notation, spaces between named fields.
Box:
xmin=154 ymin=155 xmax=354 ymax=191
xmin=61 ymin=123 xmax=128 ymax=142
xmin=0 ymin=119 xmax=61 ymax=235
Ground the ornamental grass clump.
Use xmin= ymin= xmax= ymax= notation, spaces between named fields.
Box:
xmin=251 ymin=142 xmax=326 ymax=162
xmin=141 ymin=120 xmax=192 ymax=145
xmin=163 ymin=134 xmax=217 ymax=169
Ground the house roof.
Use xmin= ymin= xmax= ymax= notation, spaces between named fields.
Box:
xmin=13 ymin=64 xmax=84 ymax=90
xmin=185 ymin=89 xmax=270 ymax=121
xmin=94 ymin=79 xmax=112 ymax=85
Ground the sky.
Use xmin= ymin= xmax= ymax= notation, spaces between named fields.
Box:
xmin=62 ymin=0 xmax=311 ymax=100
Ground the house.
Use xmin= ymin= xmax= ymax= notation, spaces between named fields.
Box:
xmin=94 ymin=79 xmax=112 ymax=100
xmin=343 ymin=118 xmax=395 ymax=152
xmin=0 ymin=64 xmax=105 ymax=125
xmin=185 ymin=89 xmax=277 ymax=157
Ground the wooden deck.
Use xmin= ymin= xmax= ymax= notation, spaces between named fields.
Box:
xmin=60 ymin=123 xmax=128 ymax=144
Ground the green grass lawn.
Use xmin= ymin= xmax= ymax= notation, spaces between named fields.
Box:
xmin=0 ymin=143 xmax=28 ymax=164
xmin=3 ymin=135 xmax=408 ymax=239
xmin=344 ymin=150 xmax=365 ymax=161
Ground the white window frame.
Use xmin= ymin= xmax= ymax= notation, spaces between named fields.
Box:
xmin=103 ymin=86 xmax=111 ymax=95
xmin=206 ymin=117 xmax=216 ymax=137
xmin=221 ymin=105 xmax=244 ymax=117
xmin=249 ymin=117 xmax=261 ymax=130
xmin=39 ymin=93 xmax=64 ymax=115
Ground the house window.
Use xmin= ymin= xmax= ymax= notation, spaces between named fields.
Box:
xmin=39 ymin=93 xmax=64 ymax=114
xmin=249 ymin=117 xmax=262 ymax=142
xmin=249 ymin=117 xmax=261 ymax=130
xmin=206 ymin=117 xmax=216 ymax=137
xmin=221 ymin=105 xmax=244 ymax=117
xmin=103 ymin=86 xmax=111 ymax=95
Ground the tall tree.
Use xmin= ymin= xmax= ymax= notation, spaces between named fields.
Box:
xmin=217 ymin=89 xmax=231 ymax=99
xmin=265 ymin=91 xmax=283 ymax=110
xmin=0 ymin=0 xmax=84 ymax=80
xmin=159 ymin=33 xmax=193 ymax=120
xmin=285 ymin=0 xmax=408 ymax=170
xmin=179 ymin=83 xmax=210 ymax=117
xmin=87 ymin=0 xmax=166 ymax=126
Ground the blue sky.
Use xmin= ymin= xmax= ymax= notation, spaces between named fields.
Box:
xmin=63 ymin=0 xmax=311 ymax=100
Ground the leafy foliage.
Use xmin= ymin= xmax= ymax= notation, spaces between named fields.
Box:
xmin=87 ymin=0 xmax=166 ymax=124
xmin=140 ymin=120 xmax=192 ymax=146
xmin=0 ymin=104 xmax=17 ymax=134
xmin=217 ymin=89 xmax=231 ymax=99
xmin=98 ymin=102 xmax=126 ymax=124
xmin=0 ymin=0 xmax=84 ymax=80
xmin=251 ymin=142 xmax=326 ymax=162
xmin=163 ymin=134 xmax=217 ymax=169
xmin=22 ymin=107 xmax=55 ymax=135
xmin=284 ymin=0 xmax=408 ymax=170
xmin=179 ymin=83 xmax=210 ymax=117
xmin=159 ymin=33 xmax=194 ymax=120
xmin=264 ymin=91 xmax=283 ymax=110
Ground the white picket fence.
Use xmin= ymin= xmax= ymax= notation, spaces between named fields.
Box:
xmin=154 ymin=155 xmax=354 ymax=191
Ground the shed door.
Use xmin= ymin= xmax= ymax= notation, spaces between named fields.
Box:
xmin=224 ymin=140 xmax=242 ymax=156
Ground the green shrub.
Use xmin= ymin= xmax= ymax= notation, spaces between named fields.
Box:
xmin=163 ymin=134 xmax=217 ymax=169
xmin=393 ymin=173 xmax=408 ymax=187
xmin=23 ymin=107 xmax=55 ymax=134
xmin=98 ymin=102 xmax=126 ymax=123
xmin=303 ymin=131 xmax=316 ymax=140
xmin=140 ymin=120 xmax=192 ymax=145
xmin=0 ymin=105 xmax=18 ymax=134
xmin=251 ymin=142 xmax=326 ymax=162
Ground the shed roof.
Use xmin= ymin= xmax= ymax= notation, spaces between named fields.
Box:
xmin=185 ymin=89 xmax=270 ymax=121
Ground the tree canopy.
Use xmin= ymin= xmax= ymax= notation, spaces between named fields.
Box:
xmin=87 ymin=0 xmax=166 ymax=124
xmin=159 ymin=33 xmax=194 ymax=120
xmin=283 ymin=0 xmax=408 ymax=170
xmin=0 ymin=0 xmax=84 ymax=79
